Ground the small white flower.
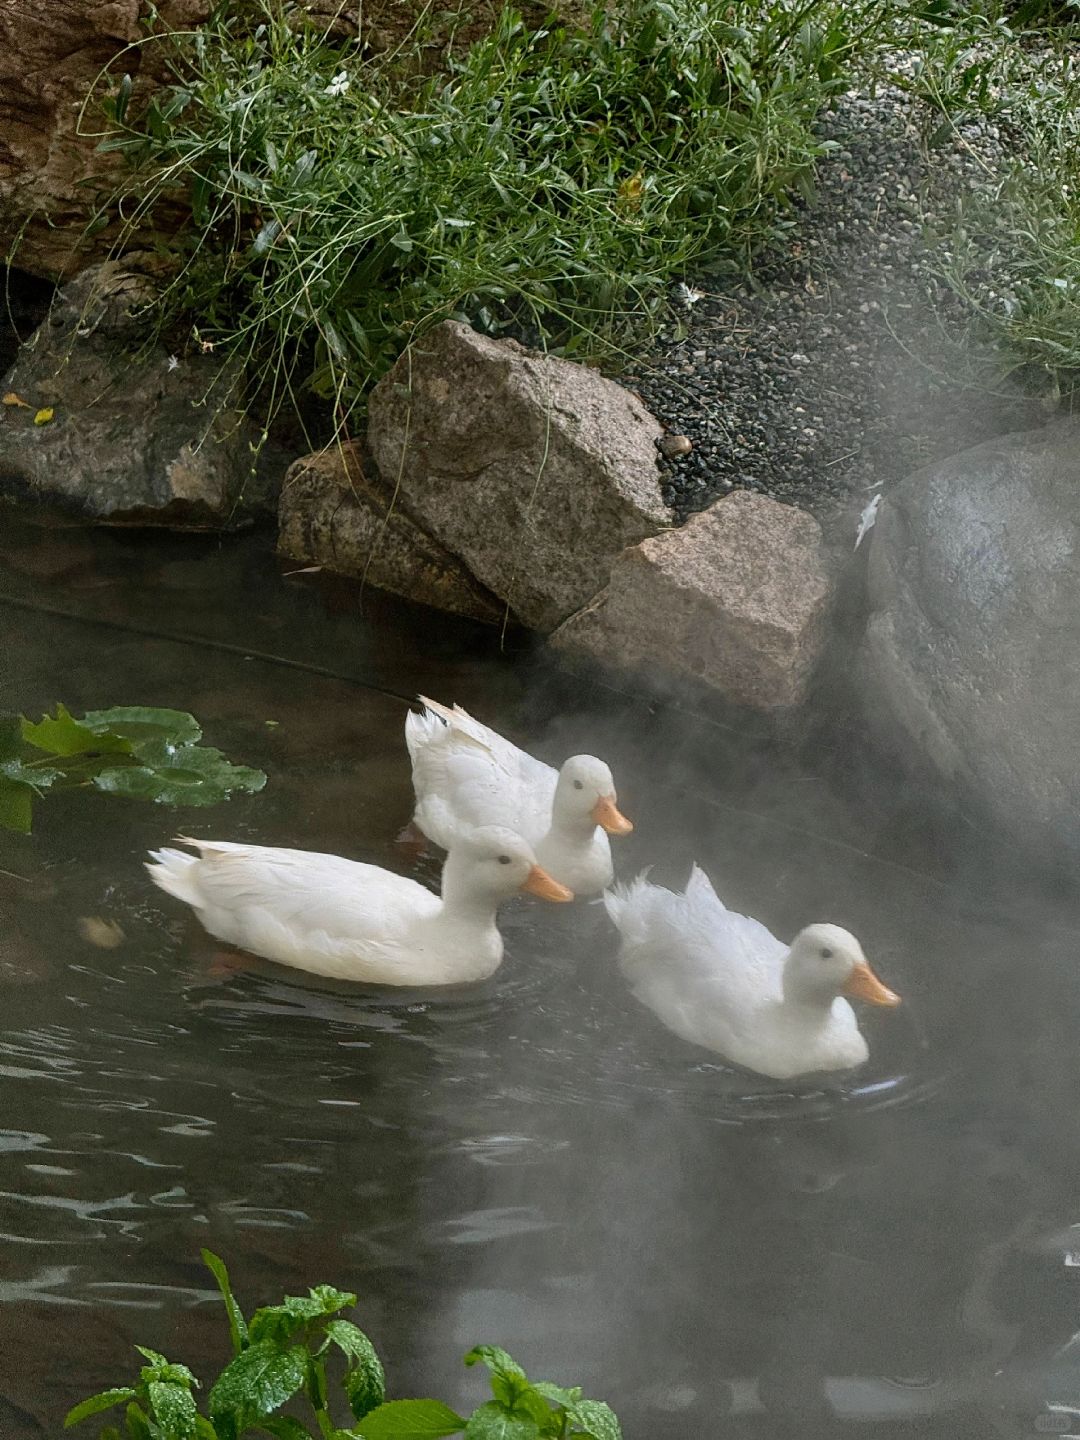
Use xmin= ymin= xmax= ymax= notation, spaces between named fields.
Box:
xmin=673 ymin=282 xmax=705 ymax=308
xmin=324 ymin=71 xmax=350 ymax=97
xmin=855 ymin=492 xmax=882 ymax=550
xmin=166 ymin=355 xmax=180 ymax=372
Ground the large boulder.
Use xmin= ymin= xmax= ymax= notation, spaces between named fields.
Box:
xmin=863 ymin=415 xmax=1080 ymax=856
xmin=277 ymin=443 xmax=502 ymax=622
xmin=367 ymin=321 xmax=669 ymax=631
xmin=549 ymin=490 xmax=833 ymax=709
xmin=0 ymin=263 xmax=258 ymax=526
xmin=0 ymin=2 xmax=214 ymax=279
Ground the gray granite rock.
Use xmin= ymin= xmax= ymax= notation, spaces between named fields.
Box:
xmin=367 ymin=320 xmax=669 ymax=631
xmin=550 ymin=490 xmax=833 ymax=709
xmin=863 ymin=415 xmax=1080 ymax=857
xmin=0 ymin=263 xmax=258 ymax=527
xmin=277 ymin=442 xmax=502 ymax=622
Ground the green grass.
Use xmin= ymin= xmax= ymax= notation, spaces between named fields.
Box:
xmin=84 ymin=0 xmax=896 ymax=439
xmin=901 ymin=4 xmax=1080 ymax=402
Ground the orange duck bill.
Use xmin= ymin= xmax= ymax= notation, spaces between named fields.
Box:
xmin=843 ymin=961 xmax=901 ymax=1007
xmin=590 ymin=795 xmax=633 ymax=836
xmin=520 ymin=864 xmax=574 ymax=903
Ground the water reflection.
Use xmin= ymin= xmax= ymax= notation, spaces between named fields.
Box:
xmin=1 ymin=513 xmax=1079 ymax=1437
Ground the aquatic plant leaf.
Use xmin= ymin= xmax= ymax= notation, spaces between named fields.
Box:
xmin=148 ymin=1381 xmax=198 ymax=1440
xmin=83 ymin=706 xmax=203 ymax=746
xmin=208 ymin=1339 xmax=308 ymax=1440
xmin=63 ymin=1388 xmax=137 ymax=1427
xmin=202 ymin=1249 xmax=249 ymax=1355
xmin=21 ymin=704 xmax=132 ymax=757
xmin=1 ymin=759 xmax=63 ymax=789
xmin=353 ymin=1399 xmax=466 ymax=1439
xmin=248 ymin=1285 xmax=357 ymax=1344
xmin=324 ymin=1320 xmax=386 ymax=1420
xmin=564 ymin=1400 xmax=622 ymax=1440
xmin=0 ymin=775 xmax=34 ymax=833
xmin=463 ymin=1403 xmax=539 ymax=1440
xmin=93 ymin=742 xmax=266 ymax=806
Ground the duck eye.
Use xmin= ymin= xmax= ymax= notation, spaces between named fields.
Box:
xmin=572 ymin=780 xmax=584 ymax=791
xmin=497 ymin=854 xmax=512 ymax=865
xmin=820 ymin=947 xmax=834 ymax=960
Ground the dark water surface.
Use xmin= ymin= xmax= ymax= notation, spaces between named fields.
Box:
xmin=1 ymin=512 xmax=1079 ymax=1438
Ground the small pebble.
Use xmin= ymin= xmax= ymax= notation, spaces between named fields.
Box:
xmin=659 ymin=434 xmax=693 ymax=458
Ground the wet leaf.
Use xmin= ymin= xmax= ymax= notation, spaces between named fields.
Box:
xmin=564 ymin=1400 xmax=621 ymax=1440
xmin=463 ymin=1404 xmax=539 ymax=1440
xmin=529 ymin=1385 xmax=581 ymax=1409
xmin=249 ymin=1285 xmax=357 ymax=1344
xmin=202 ymin=1249 xmax=249 ymax=1356
xmin=0 ymin=775 xmax=34 ymax=833
xmin=464 ymin=1349 xmax=528 ymax=1382
xmin=208 ymin=1340 xmax=308 ymax=1440
xmin=63 ymin=1388 xmax=137 ymax=1427
xmin=0 ymin=758 xmax=63 ymax=789
xmin=353 ymin=1399 xmax=466 ymax=1439
xmin=83 ymin=706 xmax=203 ymax=746
xmin=2 ymin=392 xmax=30 ymax=408
xmin=324 ymin=1320 xmax=385 ymax=1420
xmin=148 ymin=1381 xmax=198 ymax=1440
xmin=93 ymin=741 xmax=265 ymax=806
xmin=33 ymin=407 xmax=55 ymax=425
xmin=21 ymin=704 xmax=131 ymax=758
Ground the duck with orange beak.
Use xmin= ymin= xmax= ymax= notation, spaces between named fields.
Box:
xmin=405 ymin=697 xmax=633 ymax=895
xmin=605 ymin=866 xmax=901 ymax=1079
xmin=146 ymin=826 xmax=571 ymax=987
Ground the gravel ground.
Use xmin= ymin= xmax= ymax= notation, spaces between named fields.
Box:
xmin=622 ymin=75 xmax=1046 ymax=540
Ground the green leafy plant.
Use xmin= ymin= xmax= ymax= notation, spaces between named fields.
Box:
xmin=65 ymin=1251 xmax=622 ymax=1440
xmin=81 ymin=0 xmax=899 ymax=437
xmin=0 ymin=705 xmax=266 ymax=834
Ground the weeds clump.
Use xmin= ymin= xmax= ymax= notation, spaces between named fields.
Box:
xmin=86 ymin=0 xmax=892 ymax=436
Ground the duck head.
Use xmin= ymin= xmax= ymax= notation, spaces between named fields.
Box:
xmin=442 ymin=825 xmax=573 ymax=908
xmin=553 ymin=755 xmax=633 ymax=836
xmin=783 ymin=923 xmax=900 ymax=1010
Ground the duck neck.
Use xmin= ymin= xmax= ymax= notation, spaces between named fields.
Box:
xmin=438 ymin=858 xmax=502 ymax=931
xmin=544 ymin=810 xmax=597 ymax=851
xmin=781 ymin=968 xmax=838 ymax=1017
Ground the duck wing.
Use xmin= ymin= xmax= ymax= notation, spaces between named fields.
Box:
xmin=407 ymin=698 xmax=557 ymax=846
xmin=149 ymin=840 xmax=438 ymax=940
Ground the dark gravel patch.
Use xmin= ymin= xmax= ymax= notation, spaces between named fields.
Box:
xmin=621 ymin=80 xmax=1047 ymax=540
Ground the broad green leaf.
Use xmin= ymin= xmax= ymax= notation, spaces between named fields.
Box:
xmin=63 ymin=1388 xmax=137 ymax=1427
xmin=529 ymin=1386 xmax=580 ymax=1409
xmin=564 ymin=1400 xmax=621 ymax=1440
xmin=464 ymin=1349 xmax=527 ymax=1382
xmin=148 ymin=1381 xmax=198 ymax=1440
xmin=209 ymin=1340 xmax=308 ymax=1440
xmin=94 ymin=741 xmax=265 ymax=807
xmin=258 ymin=1419 xmax=317 ymax=1439
xmin=83 ymin=706 xmax=203 ymax=746
xmin=21 ymin=705 xmax=131 ymax=757
xmin=202 ymin=1248 xmax=249 ymax=1355
xmin=486 ymin=1381 xmax=551 ymax=1430
xmin=195 ymin=1420 xmax=219 ymax=1440
xmin=125 ymin=1402 xmax=154 ymax=1440
xmin=324 ymin=1321 xmax=385 ymax=1421
xmin=248 ymin=1286 xmax=356 ymax=1344
xmin=353 ymin=1399 xmax=466 ymax=1439
xmin=463 ymin=1404 xmax=539 ymax=1440
xmin=0 ymin=775 xmax=33 ymax=833
xmin=1 ymin=758 xmax=64 ymax=789
xmin=137 ymin=1348 xmax=197 ymax=1388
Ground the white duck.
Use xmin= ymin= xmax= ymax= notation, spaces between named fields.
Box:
xmin=146 ymin=826 xmax=571 ymax=986
xmin=404 ymin=696 xmax=633 ymax=896
xmin=605 ymin=867 xmax=900 ymax=1079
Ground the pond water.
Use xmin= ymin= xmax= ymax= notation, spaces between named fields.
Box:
xmin=1 ymin=510 xmax=1079 ymax=1439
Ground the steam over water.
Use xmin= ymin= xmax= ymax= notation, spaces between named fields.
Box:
xmin=2 ymin=513 xmax=1079 ymax=1438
